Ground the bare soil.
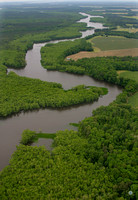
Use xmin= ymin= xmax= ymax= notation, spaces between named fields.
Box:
xmin=67 ymin=48 xmax=138 ymax=61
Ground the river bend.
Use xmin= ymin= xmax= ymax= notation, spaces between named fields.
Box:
xmin=0 ymin=13 xmax=121 ymax=170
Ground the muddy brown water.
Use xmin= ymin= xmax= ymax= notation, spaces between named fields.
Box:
xmin=0 ymin=13 xmax=121 ymax=170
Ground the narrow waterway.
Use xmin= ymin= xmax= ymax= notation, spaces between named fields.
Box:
xmin=0 ymin=13 xmax=121 ymax=170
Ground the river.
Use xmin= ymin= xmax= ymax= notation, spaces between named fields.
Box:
xmin=0 ymin=13 xmax=122 ymax=170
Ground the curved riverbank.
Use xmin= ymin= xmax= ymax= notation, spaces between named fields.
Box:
xmin=0 ymin=13 xmax=122 ymax=170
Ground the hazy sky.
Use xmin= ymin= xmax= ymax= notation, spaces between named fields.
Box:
xmin=0 ymin=0 xmax=137 ymax=2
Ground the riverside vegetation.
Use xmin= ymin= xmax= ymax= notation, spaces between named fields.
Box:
xmin=0 ymin=2 xmax=138 ymax=199
xmin=0 ymin=103 xmax=137 ymax=199
xmin=20 ymin=129 xmax=56 ymax=145
xmin=0 ymin=65 xmax=107 ymax=117
xmin=0 ymin=35 xmax=107 ymax=118
xmin=0 ymin=5 xmax=107 ymax=117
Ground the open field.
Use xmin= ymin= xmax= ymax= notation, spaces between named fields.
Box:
xmin=111 ymin=13 xmax=128 ymax=15
xmin=67 ymin=48 xmax=138 ymax=61
xmin=118 ymin=71 xmax=138 ymax=108
xmin=115 ymin=26 xmax=138 ymax=33
xmin=89 ymin=36 xmax=138 ymax=51
xmin=119 ymin=71 xmax=138 ymax=83
xmin=117 ymin=70 xmax=128 ymax=75
xmin=123 ymin=16 xmax=138 ymax=19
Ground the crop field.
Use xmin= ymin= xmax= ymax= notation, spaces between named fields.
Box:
xmin=123 ymin=16 xmax=138 ymax=20
xmin=111 ymin=13 xmax=128 ymax=15
xmin=67 ymin=48 xmax=138 ymax=61
xmin=89 ymin=36 xmax=138 ymax=51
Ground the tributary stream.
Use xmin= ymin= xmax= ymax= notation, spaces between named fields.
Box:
xmin=0 ymin=13 xmax=122 ymax=170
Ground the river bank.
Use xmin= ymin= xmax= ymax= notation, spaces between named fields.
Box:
xmin=0 ymin=13 xmax=122 ymax=170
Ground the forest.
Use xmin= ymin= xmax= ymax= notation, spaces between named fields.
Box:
xmin=0 ymin=1 xmax=138 ymax=199
xmin=0 ymin=103 xmax=137 ymax=199
xmin=0 ymin=23 xmax=87 ymax=69
xmin=0 ymin=67 xmax=106 ymax=117
xmin=90 ymin=14 xmax=138 ymax=29
xmin=41 ymin=38 xmax=138 ymax=84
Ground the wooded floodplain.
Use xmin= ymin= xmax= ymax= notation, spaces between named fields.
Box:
xmin=0 ymin=66 xmax=106 ymax=117
xmin=0 ymin=1 xmax=138 ymax=200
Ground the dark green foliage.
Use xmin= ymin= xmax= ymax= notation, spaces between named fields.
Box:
xmin=0 ymin=4 xmax=88 ymax=69
xmin=20 ymin=129 xmax=36 ymax=145
xmin=0 ymin=64 xmax=7 ymax=76
xmin=41 ymin=37 xmax=138 ymax=112
xmin=41 ymin=38 xmax=137 ymax=85
xmin=63 ymin=39 xmax=93 ymax=56
xmin=75 ymin=56 xmax=138 ymax=82
xmin=0 ymin=6 xmax=84 ymax=47
xmin=35 ymin=133 xmax=56 ymax=140
xmin=75 ymin=57 xmax=118 ymax=83
xmin=20 ymin=130 xmax=56 ymax=145
xmin=0 ymin=23 xmax=87 ymax=69
xmin=41 ymin=39 xmax=93 ymax=67
xmin=0 ymin=69 xmax=106 ymax=117
xmin=42 ymin=39 xmax=118 ymax=82
xmin=79 ymin=104 xmax=138 ymax=199
xmin=0 ymin=3 xmax=138 ymax=199
xmin=0 ymin=50 xmax=26 ymax=69
xmin=41 ymin=38 xmax=94 ymax=75
xmin=0 ymin=105 xmax=137 ymax=199
xmin=90 ymin=17 xmax=107 ymax=26
xmin=117 ymin=77 xmax=138 ymax=95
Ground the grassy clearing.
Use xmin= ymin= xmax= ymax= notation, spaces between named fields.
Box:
xmin=69 ymin=123 xmax=79 ymax=127
xmin=88 ymin=36 xmax=101 ymax=52
xmin=119 ymin=71 xmax=138 ymax=83
xmin=115 ymin=26 xmax=138 ymax=33
xmin=20 ymin=129 xmax=56 ymax=145
xmin=117 ymin=70 xmax=128 ymax=75
xmin=123 ymin=16 xmax=138 ymax=20
xmin=118 ymin=71 xmax=138 ymax=108
xmin=89 ymin=36 xmax=138 ymax=51
xmin=35 ymin=133 xmax=56 ymax=141
xmin=128 ymin=92 xmax=138 ymax=109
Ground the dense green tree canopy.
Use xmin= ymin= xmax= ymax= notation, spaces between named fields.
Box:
xmin=0 ymin=103 xmax=137 ymax=199
xmin=0 ymin=2 xmax=138 ymax=199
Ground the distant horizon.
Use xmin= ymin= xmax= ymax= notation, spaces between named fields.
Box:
xmin=0 ymin=0 xmax=137 ymax=3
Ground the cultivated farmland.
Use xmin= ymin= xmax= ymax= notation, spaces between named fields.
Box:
xmin=90 ymin=36 xmax=138 ymax=51
xmin=67 ymin=48 xmax=138 ymax=61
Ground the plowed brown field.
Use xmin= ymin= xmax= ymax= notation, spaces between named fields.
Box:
xmin=67 ymin=48 xmax=138 ymax=61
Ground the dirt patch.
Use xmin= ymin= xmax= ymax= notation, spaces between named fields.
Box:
xmin=117 ymin=70 xmax=128 ymax=75
xmin=67 ymin=48 xmax=138 ymax=61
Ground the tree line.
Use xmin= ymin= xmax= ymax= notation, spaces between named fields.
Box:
xmin=0 ymin=68 xmax=106 ymax=117
xmin=0 ymin=102 xmax=137 ymax=199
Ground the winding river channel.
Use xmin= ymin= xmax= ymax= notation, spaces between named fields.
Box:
xmin=0 ymin=13 xmax=122 ymax=170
